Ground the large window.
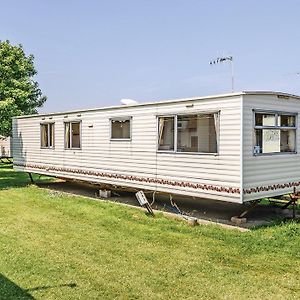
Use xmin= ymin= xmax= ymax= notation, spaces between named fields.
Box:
xmin=177 ymin=114 xmax=218 ymax=153
xmin=65 ymin=121 xmax=81 ymax=149
xmin=254 ymin=111 xmax=297 ymax=154
xmin=40 ymin=123 xmax=54 ymax=148
xmin=111 ymin=118 xmax=131 ymax=140
xmin=158 ymin=112 xmax=219 ymax=153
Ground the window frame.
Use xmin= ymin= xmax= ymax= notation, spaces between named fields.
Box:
xmin=253 ymin=109 xmax=297 ymax=156
xmin=157 ymin=110 xmax=220 ymax=155
xmin=40 ymin=122 xmax=55 ymax=149
xmin=64 ymin=120 xmax=82 ymax=150
xmin=110 ymin=117 xmax=132 ymax=141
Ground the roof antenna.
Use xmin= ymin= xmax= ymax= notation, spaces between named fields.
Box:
xmin=283 ymin=71 xmax=300 ymax=77
xmin=210 ymin=56 xmax=234 ymax=92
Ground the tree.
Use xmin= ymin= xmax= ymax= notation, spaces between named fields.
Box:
xmin=0 ymin=40 xmax=46 ymax=137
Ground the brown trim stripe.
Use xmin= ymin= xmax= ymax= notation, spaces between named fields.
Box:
xmin=243 ymin=182 xmax=300 ymax=194
xmin=14 ymin=163 xmax=241 ymax=194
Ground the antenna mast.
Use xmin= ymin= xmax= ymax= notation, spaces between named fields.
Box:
xmin=210 ymin=56 xmax=234 ymax=92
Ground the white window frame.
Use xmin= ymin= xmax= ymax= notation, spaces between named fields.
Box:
xmin=110 ymin=117 xmax=132 ymax=141
xmin=40 ymin=123 xmax=55 ymax=149
xmin=253 ymin=109 xmax=297 ymax=156
xmin=64 ymin=120 xmax=82 ymax=150
xmin=157 ymin=111 xmax=220 ymax=155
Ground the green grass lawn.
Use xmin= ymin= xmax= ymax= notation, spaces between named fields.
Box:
xmin=0 ymin=164 xmax=300 ymax=299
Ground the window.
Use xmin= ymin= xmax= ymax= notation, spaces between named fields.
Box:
xmin=177 ymin=114 xmax=218 ymax=153
xmin=158 ymin=112 xmax=219 ymax=153
xmin=40 ymin=123 xmax=54 ymax=148
xmin=111 ymin=118 xmax=131 ymax=139
xmin=65 ymin=121 xmax=81 ymax=149
xmin=254 ymin=111 xmax=297 ymax=154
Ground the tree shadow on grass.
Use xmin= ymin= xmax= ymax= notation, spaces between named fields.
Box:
xmin=251 ymin=216 xmax=300 ymax=230
xmin=0 ymin=164 xmax=31 ymax=190
xmin=0 ymin=274 xmax=77 ymax=299
xmin=0 ymin=274 xmax=34 ymax=299
xmin=0 ymin=164 xmax=52 ymax=190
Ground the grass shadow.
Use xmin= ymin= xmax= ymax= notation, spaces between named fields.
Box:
xmin=251 ymin=216 xmax=300 ymax=230
xmin=0 ymin=274 xmax=34 ymax=299
xmin=25 ymin=283 xmax=77 ymax=292
xmin=0 ymin=164 xmax=53 ymax=190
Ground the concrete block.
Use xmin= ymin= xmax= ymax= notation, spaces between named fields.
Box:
xmin=187 ymin=217 xmax=198 ymax=226
xmin=99 ymin=189 xmax=111 ymax=198
xmin=231 ymin=216 xmax=247 ymax=225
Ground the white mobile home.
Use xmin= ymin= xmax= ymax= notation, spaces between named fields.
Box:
xmin=0 ymin=136 xmax=12 ymax=157
xmin=12 ymin=91 xmax=300 ymax=203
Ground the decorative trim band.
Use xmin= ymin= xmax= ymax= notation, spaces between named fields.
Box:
xmin=243 ymin=182 xmax=300 ymax=194
xmin=14 ymin=163 xmax=241 ymax=194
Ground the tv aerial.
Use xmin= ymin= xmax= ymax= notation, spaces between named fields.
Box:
xmin=210 ymin=55 xmax=234 ymax=92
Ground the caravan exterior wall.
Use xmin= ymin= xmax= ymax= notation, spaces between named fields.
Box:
xmin=13 ymin=94 xmax=242 ymax=203
xmin=243 ymin=93 xmax=300 ymax=201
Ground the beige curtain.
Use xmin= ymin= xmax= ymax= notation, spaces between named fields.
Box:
xmin=158 ymin=117 xmax=165 ymax=147
xmin=213 ymin=113 xmax=220 ymax=151
xmin=41 ymin=124 xmax=48 ymax=147
xmin=49 ymin=124 xmax=54 ymax=147
xmin=65 ymin=123 xmax=70 ymax=148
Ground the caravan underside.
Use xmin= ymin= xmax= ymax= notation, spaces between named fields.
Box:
xmin=15 ymin=163 xmax=243 ymax=203
xmin=15 ymin=163 xmax=297 ymax=204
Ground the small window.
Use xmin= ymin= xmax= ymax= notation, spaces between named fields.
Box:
xmin=254 ymin=111 xmax=296 ymax=154
xmin=279 ymin=115 xmax=296 ymax=127
xmin=255 ymin=113 xmax=276 ymax=127
xmin=65 ymin=121 xmax=81 ymax=149
xmin=158 ymin=116 xmax=175 ymax=151
xmin=111 ymin=118 xmax=131 ymax=139
xmin=281 ymin=129 xmax=296 ymax=152
xmin=40 ymin=123 xmax=54 ymax=148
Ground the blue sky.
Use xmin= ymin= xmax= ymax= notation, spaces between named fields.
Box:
xmin=1 ymin=0 xmax=300 ymax=113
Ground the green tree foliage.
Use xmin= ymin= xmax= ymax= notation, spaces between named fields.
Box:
xmin=0 ymin=40 xmax=46 ymax=136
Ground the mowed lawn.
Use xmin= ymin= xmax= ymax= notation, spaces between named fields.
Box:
xmin=0 ymin=165 xmax=300 ymax=299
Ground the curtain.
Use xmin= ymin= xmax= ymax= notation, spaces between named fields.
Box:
xmin=49 ymin=124 xmax=54 ymax=147
xmin=213 ymin=112 xmax=220 ymax=151
xmin=158 ymin=117 xmax=165 ymax=147
xmin=65 ymin=123 xmax=70 ymax=148
xmin=41 ymin=125 xmax=48 ymax=147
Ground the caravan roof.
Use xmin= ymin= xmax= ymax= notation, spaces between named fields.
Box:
xmin=14 ymin=91 xmax=300 ymax=119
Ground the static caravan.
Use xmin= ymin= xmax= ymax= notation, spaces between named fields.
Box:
xmin=12 ymin=91 xmax=300 ymax=203
xmin=0 ymin=136 xmax=12 ymax=157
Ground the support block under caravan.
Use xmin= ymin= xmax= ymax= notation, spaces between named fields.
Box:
xmin=28 ymin=173 xmax=34 ymax=184
xmin=230 ymin=200 xmax=261 ymax=225
xmin=99 ymin=189 xmax=111 ymax=198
